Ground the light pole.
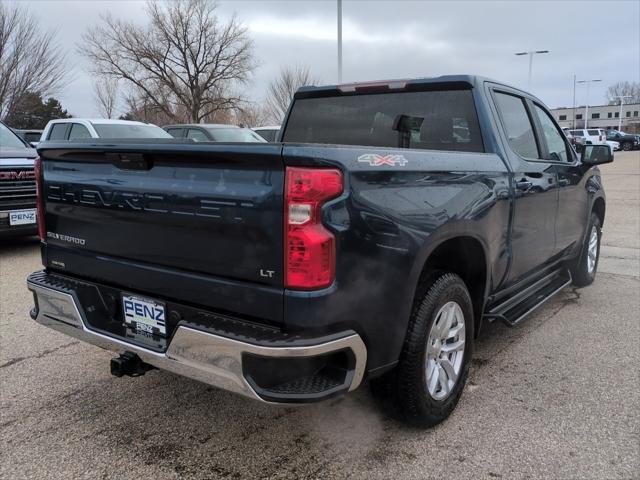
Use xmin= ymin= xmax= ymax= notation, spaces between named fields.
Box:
xmin=615 ymin=95 xmax=632 ymax=131
xmin=337 ymin=0 xmax=342 ymax=83
xmin=572 ymin=74 xmax=576 ymax=129
xmin=577 ymin=79 xmax=602 ymax=129
xmin=515 ymin=50 xmax=549 ymax=90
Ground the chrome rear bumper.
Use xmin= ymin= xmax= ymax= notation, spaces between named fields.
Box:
xmin=27 ymin=278 xmax=367 ymax=403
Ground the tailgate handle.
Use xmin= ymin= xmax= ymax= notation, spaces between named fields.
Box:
xmin=107 ymin=152 xmax=151 ymax=170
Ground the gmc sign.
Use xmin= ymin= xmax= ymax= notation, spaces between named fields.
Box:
xmin=0 ymin=170 xmax=35 ymax=181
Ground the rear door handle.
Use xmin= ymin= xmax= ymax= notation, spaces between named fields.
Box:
xmin=515 ymin=180 xmax=533 ymax=191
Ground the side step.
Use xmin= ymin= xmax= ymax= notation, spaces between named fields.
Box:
xmin=484 ymin=269 xmax=572 ymax=327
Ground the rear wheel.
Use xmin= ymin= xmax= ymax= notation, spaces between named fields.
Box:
xmin=570 ymin=213 xmax=601 ymax=287
xmin=371 ymin=272 xmax=473 ymax=427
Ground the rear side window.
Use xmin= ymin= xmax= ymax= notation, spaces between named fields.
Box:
xmin=48 ymin=123 xmax=68 ymax=140
xmin=283 ymin=89 xmax=484 ymax=152
xmin=69 ymin=123 xmax=91 ymax=140
xmin=187 ymin=129 xmax=209 ymax=142
xmin=165 ymin=128 xmax=184 ymax=138
xmin=494 ymin=92 xmax=538 ymax=159
xmin=256 ymin=129 xmax=277 ymax=142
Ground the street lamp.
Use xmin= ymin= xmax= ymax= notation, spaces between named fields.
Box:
xmin=515 ymin=50 xmax=549 ymax=90
xmin=615 ymin=95 xmax=632 ymax=131
xmin=576 ymin=79 xmax=602 ymax=129
xmin=337 ymin=0 xmax=342 ymax=83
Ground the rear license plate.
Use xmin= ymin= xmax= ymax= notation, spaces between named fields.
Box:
xmin=122 ymin=294 xmax=166 ymax=336
xmin=9 ymin=209 xmax=36 ymax=226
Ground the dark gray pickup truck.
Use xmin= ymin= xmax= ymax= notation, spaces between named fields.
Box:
xmin=27 ymin=75 xmax=612 ymax=426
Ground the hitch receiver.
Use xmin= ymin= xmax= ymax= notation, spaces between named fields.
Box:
xmin=110 ymin=352 xmax=154 ymax=378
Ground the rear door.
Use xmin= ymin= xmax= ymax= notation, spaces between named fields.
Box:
xmin=491 ymin=89 xmax=559 ymax=284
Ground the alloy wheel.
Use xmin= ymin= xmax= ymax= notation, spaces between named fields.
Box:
xmin=425 ymin=301 xmax=466 ymax=400
xmin=587 ymin=225 xmax=598 ymax=274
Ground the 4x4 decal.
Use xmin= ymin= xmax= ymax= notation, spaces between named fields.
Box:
xmin=357 ymin=153 xmax=408 ymax=167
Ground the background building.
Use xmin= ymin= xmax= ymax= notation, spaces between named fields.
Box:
xmin=550 ymin=103 xmax=640 ymax=132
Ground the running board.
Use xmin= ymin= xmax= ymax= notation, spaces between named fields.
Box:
xmin=483 ymin=269 xmax=572 ymax=327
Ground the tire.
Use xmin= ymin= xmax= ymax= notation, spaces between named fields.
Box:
xmin=371 ymin=272 xmax=474 ymax=427
xmin=570 ymin=213 xmax=601 ymax=287
xmin=622 ymin=142 xmax=631 ymax=151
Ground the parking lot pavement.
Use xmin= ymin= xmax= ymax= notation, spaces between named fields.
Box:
xmin=1 ymin=152 xmax=638 ymax=480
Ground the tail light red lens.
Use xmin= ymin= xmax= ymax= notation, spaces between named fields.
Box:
xmin=285 ymin=167 xmax=343 ymax=290
xmin=34 ymin=156 xmax=45 ymax=240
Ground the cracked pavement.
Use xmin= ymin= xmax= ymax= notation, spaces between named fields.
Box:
xmin=1 ymin=151 xmax=639 ymax=480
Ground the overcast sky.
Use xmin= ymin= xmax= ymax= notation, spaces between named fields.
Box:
xmin=20 ymin=0 xmax=640 ymax=118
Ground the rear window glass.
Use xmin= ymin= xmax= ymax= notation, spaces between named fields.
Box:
xmin=283 ymin=89 xmax=484 ymax=153
xmin=207 ymin=128 xmax=266 ymax=143
xmin=92 ymin=123 xmax=172 ymax=139
xmin=587 ymin=130 xmax=600 ymax=136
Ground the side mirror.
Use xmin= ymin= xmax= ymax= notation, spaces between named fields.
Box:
xmin=581 ymin=144 xmax=613 ymax=165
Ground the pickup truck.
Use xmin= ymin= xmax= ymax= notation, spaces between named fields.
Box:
xmin=1 ymin=121 xmax=38 ymax=237
xmin=27 ymin=75 xmax=613 ymax=427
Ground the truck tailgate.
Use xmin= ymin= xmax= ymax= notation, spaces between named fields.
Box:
xmin=38 ymin=142 xmax=285 ymax=321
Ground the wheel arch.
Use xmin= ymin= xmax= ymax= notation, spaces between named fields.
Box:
xmin=410 ymin=235 xmax=489 ymax=339
xmin=592 ymin=196 xmax=605 ymax=227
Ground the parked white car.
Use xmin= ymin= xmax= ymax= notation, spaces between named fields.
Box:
xmin=606 ymin=140 xmax=620 ymax=152
xmin=40 ymin=119 xmax=172 ymax=142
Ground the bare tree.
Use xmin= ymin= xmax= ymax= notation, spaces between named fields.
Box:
xmin=120 ymin=85 xmax=180 ymax=125
xmin=80 ymin=0 xmax=254 ymax=123
xmin=0 ymin=3 xmax=68 ymax=120
xmin=234 ymin=102 xmax=268 ymax=127
xmin=265 ymin=65 xmax=320 ymax=124
xmin=606 ymin=81 xmax=640 ymax=105
xmin=93 ymin=78 xmax=119 ymax=118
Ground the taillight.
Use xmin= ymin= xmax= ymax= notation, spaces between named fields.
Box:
xmin=284 ymin=167 xmax=343 ymax=290
xmin=34 ymin=156 xmax=45 ymax=240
